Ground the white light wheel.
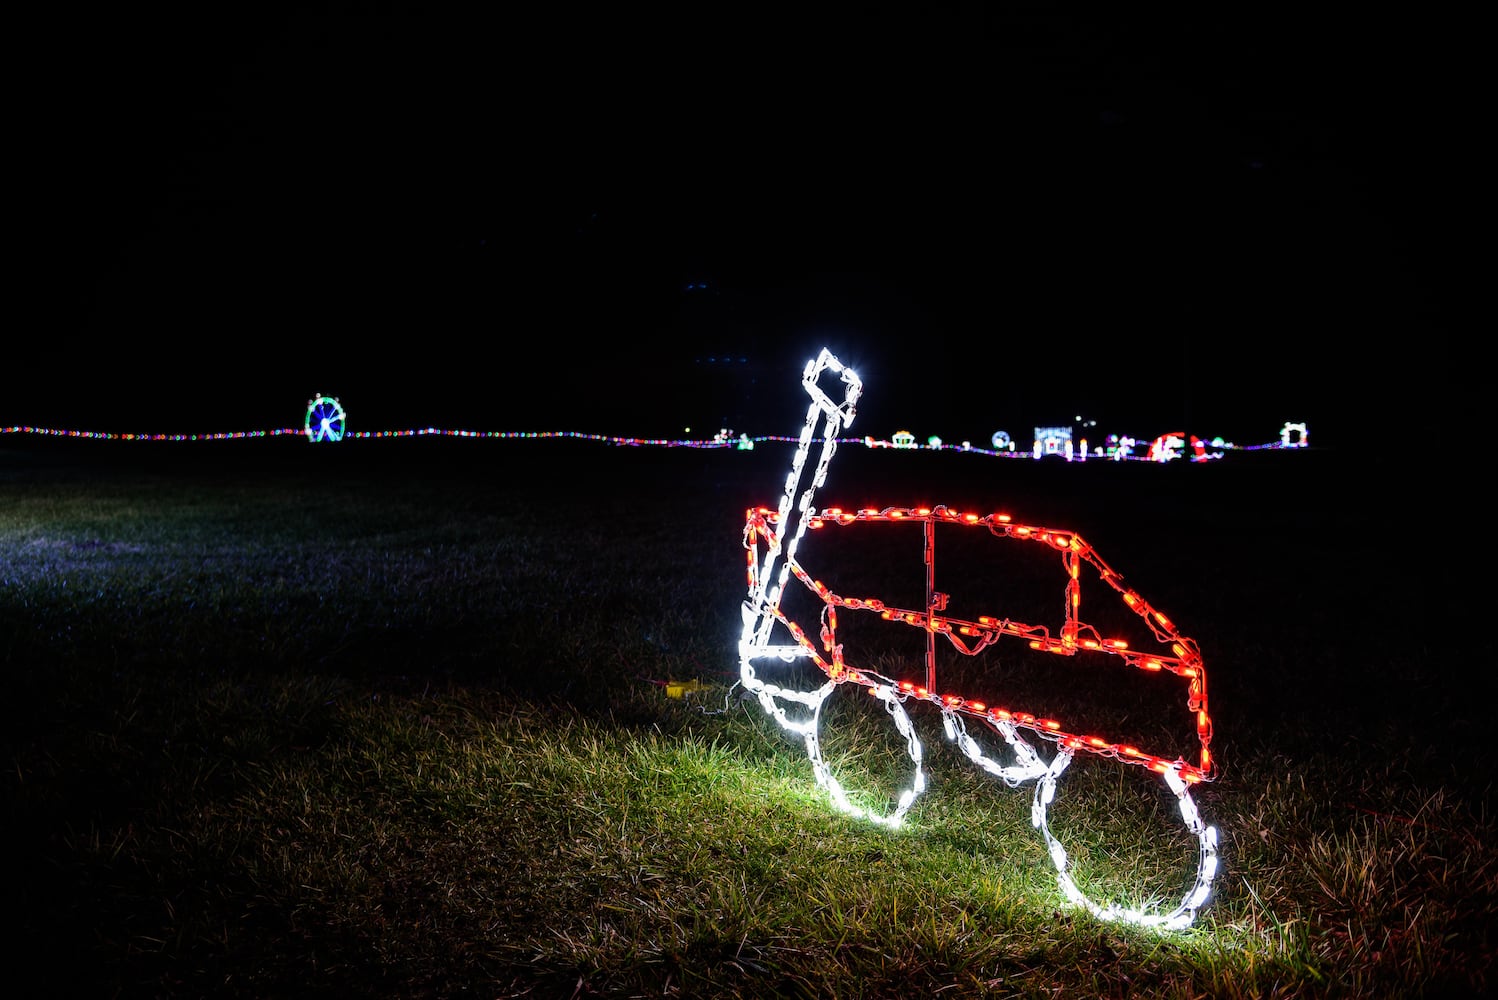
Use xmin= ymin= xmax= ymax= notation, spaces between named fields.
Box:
xmin=804 ymin=683 xmax=926 ymax=828
xmin=739 ymin=651 xmax=835 ymax=740
xmin=1030 ymin=749 xmax=1220 ymax=930
xmin=942 ymin=710 xmax=1048 ymax=788
xmin=305 ymin=394 xmax=347 ymax=442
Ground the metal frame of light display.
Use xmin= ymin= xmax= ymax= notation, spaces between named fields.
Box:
xmin=737 ymin=348 xmax=1220 ymax=930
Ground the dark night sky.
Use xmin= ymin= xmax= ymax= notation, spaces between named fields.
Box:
xmin=11 ymin=7 xmax=1476 ymax=450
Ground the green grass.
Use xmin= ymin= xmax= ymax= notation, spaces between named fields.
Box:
xmin=2 ymin=441 xmax=1492 ymax=997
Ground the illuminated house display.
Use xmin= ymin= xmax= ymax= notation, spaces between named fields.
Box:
xmin=1033 ymin=426 xmax=1074 ymax=459
xmin=737 ymin=349 xmax=1221 ymax=930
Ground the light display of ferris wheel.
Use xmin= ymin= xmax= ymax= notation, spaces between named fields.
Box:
xmin=304 ymin=395 xmax=347 ymax=443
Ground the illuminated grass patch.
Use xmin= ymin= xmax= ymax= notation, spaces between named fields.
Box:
xmin=1 ymin=445 xmax=1491 ymax=997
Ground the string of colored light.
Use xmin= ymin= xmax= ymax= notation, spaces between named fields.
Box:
xmin=0 ymin=426 xmax=735 ymax=447
xmin=738 ymin=348 xmax=1220 ymax=930
xmin=0 ymin=427 xmax=307 ymax=441
xmin=0 ymin=424 xmax=1305 ymax=457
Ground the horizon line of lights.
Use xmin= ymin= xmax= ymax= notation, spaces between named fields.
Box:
xmin=738 ymin=348 xmax=1218 ymax=930
xmin=0 ymin=424 xmax=1308 ymax=461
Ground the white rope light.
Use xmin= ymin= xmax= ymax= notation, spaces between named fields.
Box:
xmin=1031 ymin=752 xmax=1220 ymax=930
xmin=737 ymin=347 xmax=1222 ymax=929
xmin=807 ymin=683 xmax=924 ymax=829
xmin=944 ymin=710 xmax=1047 ymax=787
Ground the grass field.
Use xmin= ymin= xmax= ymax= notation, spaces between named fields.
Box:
xmin=2 ymin=435 xmax=1491 ymax=998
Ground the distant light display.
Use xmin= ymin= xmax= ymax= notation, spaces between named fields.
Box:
xmin=304 ymin=395 xmax=347 ymax=443
xmin=737 ymin=348 xmax=1220 ymax=930
xmin=1148 ymin=433 xmax=1186 ymax=462
xmin=1 ymin=422 xmax=1312 ymax=459
xmin=2 ymin=420 xmax=1308 ymax=460
xmin=1145 ymin=433 xmax=1228 ymax=463
xmin=1033 ymin=426 xmax=1073 ymax=459
xmin=3 ymin=397 xmax=1306 ymax=464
